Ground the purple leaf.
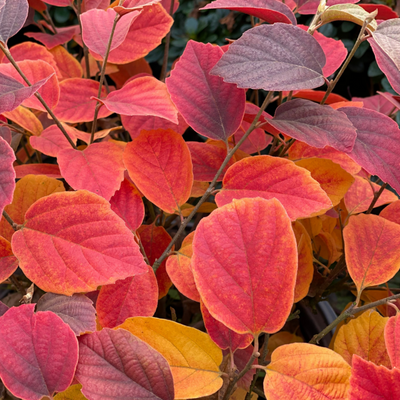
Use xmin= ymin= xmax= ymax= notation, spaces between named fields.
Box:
xmin=211 ymin=24 xmax=326 ymax=91
xmin=296 ymin=0 xmax=360 ymax=15
xmin=267 ymin=98 xmax=357 ymax=152
xmin=166 ymin=40 xmax=246 ymax=140
xmin=0 ymin=126 xmax=11 ymax=144
xmin=200 ymin=0 xmax=296 ymax=25
xmin=352 ymin=94 xmax=397 ymax=115
xmin=36 ymin=293 xmax=96 ymax=336
xmin=340 ymin=106 xmax=400 ymax=193
xmin=0 ymin=72 xmax=54 ymax=114
xmin=0 ymin=0 xmax=29 ymax=44
xmin=0 ymin=301 xmax=8 ymax=317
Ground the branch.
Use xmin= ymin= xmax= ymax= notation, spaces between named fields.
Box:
xmin=151 ymin=91 xmax=274 ymax=272
xmin=366 ymin=182 xmax=388 ymax=214
xmin=0 ymin=43 xmax=77 ymax=150
xmin=310 ymin=292 xmax=400 ymax=344
xmin=2 ymin=210 xmax=19 ymax=232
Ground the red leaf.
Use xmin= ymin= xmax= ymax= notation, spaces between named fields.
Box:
xmin=296 ymin=0 xmax=359 ymax=15
xmin=234 ymin=120 xmax=272 ymax=154
xmin=122 ymin=112 xmax=188 ymax=139
xmin=58 ymin=142 xmax=125 ymax=201
xmin=14 ymin=163 xmax=62 ymax=179
xmin=110 ymin=178 xmax=144 ymax=231
xmin=0 ymin=304 xmax=78 ymax=400
xmin=50 ymin=45 xmax=83 ymax=80
xmin=211 ymin=24 xmax=326 ymax=91
xmin=215 ymin=155 xmax=332 ymax=221
xmin=96 ymin=76 xmax=178 ymax=123
xmin=11 ymin=190 xmax=147 ymax=295
xmin=90 ymin=4 xmax=173 ymax=64
xmin=0 ymin=236 xmax=18 ymax=283
xmin=348 ymin=355 xmax=400 ymax=399
xmin=380 ymin=200 xmax=400 ymax=225
xmin=114 ymin=0 xmax=163 ymax=14
xmin=137 ymin=223 xmax=173 ymax=299
xmin=43 ymin=0 xmax=71 ymax=5
xmin=340 ymin=107 xmax=400 ymax=194
xmin=97 ymin=265 xmax=158 ymax=328
xmin=81 ymin=8 xmax=140 ymax=58
xmin=359 ymin=4 xmax=398 ymax=20
xmin=53 ymin=78 xmax=111 ymax=123
xmin=167 ymin=41 xmax=245 ymax=140
xmin=376 ymin=91 xmax=400 ymax=114
xmin=384 ymin=313 xmax=400 ymax=368
xmin=0 ymin=301 xmax=8 ymax=317
xmin=36 ymin=293 xmax=97 ymax=336
xmin=298 ymin=25 xmax=347 ymax=77
xmin=201 ymin=302 xmax=253 ymax=351
xmin=0 ymin=137 xmax=15 ymax=217
xmin=285 ymin=89 xmax=348 ymax=104
xmin=192 ymin=197 xmax=298 ymax=334
xmin=25 ymin=25 xmax=79 ymax=49
xmin=75 ymin=328 xmax=174 ymax=400
xmin=28 ymin=0 xmax=47 ymax=12
xmin=82 ymin=0 xmax=110 ymax=10
xmin=124 ymin=129 xmax=193 ymax=214
xmin=108 ymin=57 xmax=152 ymax=88
xmin=0 ymin=0 xmax=29 ymax=44
xmin=268 ymin=99 xmax=357 ymax=152
xmin=352 ymin=94 xmax=395 ymax=115
xmin=200 ymin=0 xmax=296 ymax=24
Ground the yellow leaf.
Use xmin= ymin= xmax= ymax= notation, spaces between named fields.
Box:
xmin=54 ymin=384 xmax=87 ymax=400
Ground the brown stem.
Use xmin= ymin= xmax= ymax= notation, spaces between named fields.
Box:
xmin=310 ymin=291 xmax=400 ymax=344
xmin=160 ymin=0 xmax=175 ymax=82
xmin=76 ymin=0 xmax=91 ymax=79
xmin=2 ymin=211 xmax=18 ymax=231
xmin=44 ymin=9 xmax=58 ymax=34
xmin=151 ymin=91 xmax=274 ymax=272
xmin=366 ymin=182 xmax=388 ymax=214
xmin=0 ymin=44 xmax=76 ymax=149
xmin=9 ymin=276 xmax=26 ymax=296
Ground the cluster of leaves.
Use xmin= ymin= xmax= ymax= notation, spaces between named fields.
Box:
xmin=2 ymin=0 xmax=400 ymax=399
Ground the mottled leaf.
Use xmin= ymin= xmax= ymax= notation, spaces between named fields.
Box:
xmin=0 ymin=0 xmax=29 ymax=44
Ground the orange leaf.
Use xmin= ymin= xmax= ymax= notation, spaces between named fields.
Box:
xmin=124 ymin=129 xmax=193 ymax=214
xmin=49 ymin=46 xmax=83 ymax=80
xmin=264 ymin=343 xmax=351 ymax=400
xmin=109 ymin=58 xmax=151 ymax=88
xmin=345 ymin=176 xmax=398 ymax=214
xmin=333 ymin=310 xmax=391 ymax=368
xmin=380 ymin=199 xmax=400 ymax=225
xmin=344 ymin=214 xmax=400 ymax=301
xmin=215 ymin=155 xmax=332 ymax=220
xmin=313 ymin=231 xmax=342 ymax=266
xmin=266 ymin=331 xmax=303 ymax=361
xmin=0 ymin=237 xmax=18 ymax=283
xmin=192 ymin=197 xmax=298 ymax=334
xmin=2 ymin=106 xmax=43 ymax=136
xmin=14 ymin=164 xmax=62 ymax=179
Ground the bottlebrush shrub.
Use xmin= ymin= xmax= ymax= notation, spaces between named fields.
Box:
xmin=1 ymin=0 xmax=400 ymax=399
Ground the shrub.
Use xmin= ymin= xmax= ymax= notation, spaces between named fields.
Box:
xmin=0 ymin=0 xmax=399 ymax=399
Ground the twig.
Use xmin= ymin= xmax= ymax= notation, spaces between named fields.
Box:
xmin=366 ymin=182 xmax=388 ymax=214
xmin=9 ymin=276 xmax=26 ymax=297
xmin=310 ymin=292 xmax=400 ymax=344
xmin=160 ymin=0 xmax=175 ymax=82
xmin=0 ymin=43 xmax=76 ymax=149
xmin=2 ymin=211 xmax=18 ymax=231
xmin=76 ymin=0 xmax=91 ymax=79
xmin=151 ymin=91 xmax=274 ymax=272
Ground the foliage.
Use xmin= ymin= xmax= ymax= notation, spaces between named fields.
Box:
xmin=0 ymin=0 xmax=400 ymax=399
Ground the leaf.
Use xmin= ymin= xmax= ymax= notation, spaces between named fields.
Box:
xmin=166 ymin=231 xmax=201 ymax=301
xmin=11 ymin=190 xmax=147 ymax=295
xmin=91 ymin=4 xmax=173 ymax=64
xmin=292 ymin=221 xmax=313 ymax=303
xmin=286 ymin=89 xmax=348 ymax=104
xmin=344 ymin=176 xmax=398 ymax=215
xmin=334 ymin=310 xmax=391 ymax=368
xmin=96 ymin=76 xmax=178 ymax=123
xmin=54 ymin=384 xmax=88 ymax=400
xmin=298 ymin=25 xmax=347 ymax=77
xmin=96 ymin=265 xmax=158 ymax=328
xmin=117 ymin=317 xmax=223 ymax=399
xmin=192 ymin=197 xmax=298 ymax=334
xmin=25 ymin=25 xmax=79 ymax=50
xmin=113 ymin=0 xmax=163 ymax=15
xmin=344 ymin=213 xmax=400 ymax=298
xmin=353 ymin=94 xmax=395 ymax=115
xmin=110 ymin=178 xmax=144 ymax=232
xmin=122 ymin=112 xmax=188 ymax=140
xmin=295 ymin=0 xmax=359 ymax=15
xmin=267 ymin=99 xmax=357 ymax=152
xmin=50 ymin=45 xmax=83 ymax=80
xmin=0 ymin=137 xmax=15 ymax=218
xmin=264 ymin=343 xmax=351 ymax=400
xmin=376 ymin=91 xmax=400 ymax=113
xmin=201 ymin=302 xmax=253 ymax=352
xmin=0 ymin=301 xmax=8 ymax=317
xmin=0 ymin=71 xmax=53 ymax=114
xmin=211 ymin=24 xmax=326 ymax=91
xmin=234 ymin=345 xmax=258 ymax=389
xmin=3 ymin=106 xmax=43 ymax=135
xmin=200 ymin=0 xmax=296 ymax=25
xmin=81 ymin=8 xmax=140 ymax=58
xmin=215 ymin=155 xmax=332 ymax=221
xmin=266 ymin=332 xmax=303 ymax=362
xmin=124 ymin=129 xmax=193 ymax=214
xmin=36 ymin=293 xmax=97 ymax=336
xmin=53 ymin=78 xmax=111 ymax=123
xmin=43 ymin=0 xmax=71 ymax=5
xmin=384 ymin=313 xmax=400 ymax=368
xmin=295 ymin=158 xmax=354 ymax=207
xmin=14 ymin=164 xmax=62 ymax=179
xmin=58 ymin=142 xmax=125 ymax=201
xmin=380 ymin=200 xmax=400 ymax=225
xmin=0 ymin=304 xmax=78 ymax=400
xmin=340 ymin=107 xmax=400 ymax=194
xmin=137 ymin=223 xmax=173 ymax=298
xmin=166 ymin=41 xmax=245 ymax=141
xmin=108 ymin=57 xmax=152 ymax=88
xmin=234 ymin=120 xmax=271 ymax=154
xmin=0 ymin=0 xmax=29 ymax=44
xmin=75 ymin=328 xmax=175 ymax=400
xmin=359 ymin=4 xmax=398 ymax=20
xmin=0 ymin=236 xmax=18 ymax=283
xmin=320 ymin=4 xmax=377 ymax=31
xmin=348 ymin=355 xmax=400 ymax=399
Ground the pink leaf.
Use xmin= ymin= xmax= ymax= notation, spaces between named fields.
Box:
xmin=114 ymin=0 xmax=162 ymax=15
xmin=166 ymin=41 xmax=246 ymax=140
xmin=353 ymin=94 xmax=395 ymax=115
xmin=0 ymin=0 xmax=29 ymax=44
xmin=384 ymin=313 xmax=400 ymax=368
xmin=25 ymin=25 xmax=79 ymax=49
